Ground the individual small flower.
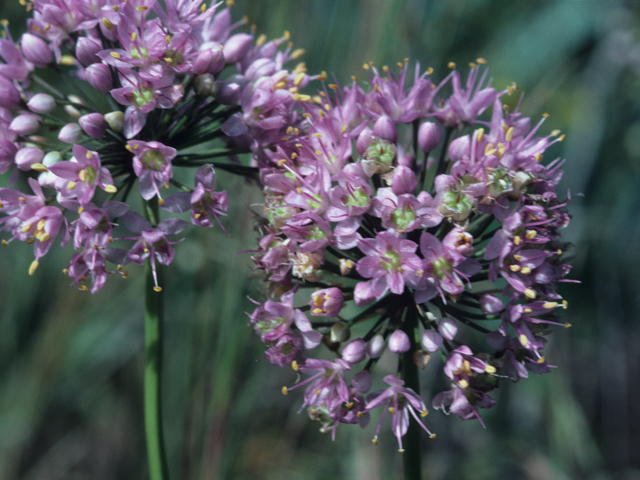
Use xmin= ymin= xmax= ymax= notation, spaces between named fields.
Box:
xmin=128 ymin=141 xmax=177 ymax=200
xmin=58 ymin=123 xmax=83 ymax=143
xmin=341 ymin=338 xmax=367 ymax=364
xmin=366 ymin=375 xmax=434 ymax=451
xmin=48 ymin=145 xmax=117 ymax=206
xmin=421 ymin=330 xmax=443 ymax=353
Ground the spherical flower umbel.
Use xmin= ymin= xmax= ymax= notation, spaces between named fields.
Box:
xmin=0 ymin=1 xmax=318 ymax=290
xmin=249 ymin=59 xmax=575 ymax=451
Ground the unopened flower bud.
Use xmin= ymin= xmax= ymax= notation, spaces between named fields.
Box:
xmin=58 ymin=123 xmax=82 ymax=143
xmin=367 ymin=334 xmax=386 ymax=358
xmin=421 ymin=330 xmax=443 ymax=352
xmin=418 ymin=121 xmax=441 ymax=153
xmin=330 ymin=321 xmax=351 ymax=343
xmin=223 ymin=33 xmax=253 ymax=64
xmin=0 ymin=75 xmax=21 ymax=108
xmin=356 ymin=127 xmax=373 ymax=156
xmin=10 ymin=114 xmax=40 ymax=136
xmin=214 ymin=81 xmax=241 ymax=105
xmin=392 ymin=165 xmax=418 ymax=195
xmin=15 ymin=146 xmax=44 ymax=170
xmin=105 ymin=111 xmax=124 ymax=132
xmin=412 ymin=350 xmax=431 ymax=369
xmin=341 ymin=338 xmax=367 ymax=364
xmin=388 ymin=330 xmax=410 ymax=354
xmin=194 ymin=74 xmax=215 ymax=97
xmin=373 ymin=115 xmax=397 ymax=143
xmin=437 ymin=317 xmax=458 ymax=341
xmin=479 ymin=293 xmax=504 ymax=315
xmin=27 ymin=93 xmax=56 ymax=114
xmin=79 ymin=113 xmax=106 ymax=139
xmin=193 ymin=47 xmax=225 ymax=75
xmin=448 ymin=134 xmax=471 ymax=162
xmin=64 ymin=105 xmax=82 ymax=119
xmin=75 ymin=37 xmax=102 ymax=66
xmin=21 ymin=33 xmax=53 ymax=67
xmin=0 ymin=138 xmax=17 ymax=168
xmin=86 ymin=63 xmax=113 ymax=92
xmin=310 ymin=287 xmax=344 ymax=317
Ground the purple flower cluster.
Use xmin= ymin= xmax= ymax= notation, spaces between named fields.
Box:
xmin=249 ymin=60 xmax=574 ymax=449
xmin=0 ymin=0 xmax=316 ymax=292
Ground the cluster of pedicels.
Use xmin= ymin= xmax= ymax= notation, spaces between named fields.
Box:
xmin=0 ymin=0 xmax=316 ymax=292
xmin=249 ymin=59 xmax=575 ymax=451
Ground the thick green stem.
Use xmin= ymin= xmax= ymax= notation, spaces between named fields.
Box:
xmin=402 ymin=304 xmax=423 ymax=480
xmin=143 ymin=199 xmax=170 ymax=480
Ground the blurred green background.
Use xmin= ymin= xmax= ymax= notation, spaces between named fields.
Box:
xmin=1 ymin=0 xmax=638 ymax=479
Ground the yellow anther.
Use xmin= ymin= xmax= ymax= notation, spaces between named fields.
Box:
xmin=77 ymin=207 xmax=84 ymax=214
xmin=485 ymin=365 xmax=497 ymax=374
xmin=125 ymin=145 xmax=133 ymax=152
xmin=497 ymin=143 xmax=505 ymax=158
xmin=273 ymin=80 xmax=286 ymax=90
xmin=542 ymin=112 xmax=549 ymax=118
xmin=81 ymin=285 xmax=88 ymax=292
xmin=277 ymin=159 xmax=287 ymax=167
xmin=388 ymin=407 xmax=396 ymax=414
xmin=506 ymin=127 xmax=514 ymax=142
xmin=426 ymin=67 xmax=434 ymax=75
xmin=153 ymin=286 xmax=162 ymax=292
xmin=526 ymin=230 xmax=537 ymax=239
xmin=520 ymin=267 xmax=532 ymax=275
xmin=290 ymin=152 xmax=297 ymax=159
xmin=281 ymin=386 xmax=288 ymax=395
xmin=312 ymin=308 xmax=324 ymax=314
xmin=20 ymin=223 xmax=32 ymax=233
xmin=543 ymin=302 xmax=558 ymax=309
xmin=363 ymin=63 xmax=369 ymax=70
xmin=131 ymin=32 xmax=137 ymax=41
xmin=62 ymin=268 xmax=69 ymax=275
xmin=565 ymin=323 xmax=572 ymax=328
xmin=158 ymin=198 xmax=165 ymax=206
xmin=26 ymin=239 xmax=34 ymax=245
xmin=314 ymin=132 xmax=322 ymax=138
xmin=317 ymin=71 xmax=327 ymax=81
xmin=292 ymin=93 xmax=310 ymax=102
xmin=514 ymin=235 xmax=521 ymax=245
xmin=398 ymin=449 xmax=405 ymax=453
xmin=502 ymin=122 xmax=509 ymax=133
xmin=462 ymin=360 xmax=471 ymax=375
xmin=286 ymin=126 xmax=293 ymax=135
xmin=117 ymin=264 xmax=123 ymax=272
xmin=357 ymin=411 xmax=363 ymax=418
xmin=315 ymin=388 xmax=321 ymax=395
xmin=519 ymin=334 xmax=529 ymax=346
xmin=524 ymin=288 xmax=536 ymax=299
xmin=314 ymin=150 xmax=321 ymax=156
xmin=558 ymin=134 xmax=566 ymax=142
xmin=477 ymin=57 xmax=487 ymax=64
xmin=60 ymin=55 xmax=75 ymax=65
xmin=283 ymin=30 xmax=290 ymax=41
xmin=122 ymin=271 xmax=128 ymax=278
xmin=28 ymin=260 xmax=39 ymax=276
xmin=537 ymin=356 xmax=546 ymax=364
xmin=294 ymin=72 xmax=305 ymax=87
xmin=292 ymin=360 xmax=299 ymax=371
xmin=484 ymin=143 xmax=495 ymax=155
xmin=164 ymin=57 xmax=173 ymax=63
xmin=324 ymin=103 xmax=331 ymax=111
xmin=166 ymin=35 xmax=172 ymax=44
xmin=535 ymin=153 xmax=542 ymax=162
xmin=506 ymin=85 xmax=513 ymax=96
xmin=110 ymin=51 xmax=120 ymax=59
xmin=255 ymin=33 xmax=266 ymax=47
xmin=524 ymin=308 xmax=532 ymax=313
xmin=476 ymin=128 xmax=484 ymax=142
xmin=102 ymin=18 xmax=115 ymax=30
xmin=551 ymin=129 xmax=561 ymax=136
xmin=340 ymin=125 xmax=347 ymax=133
xmin=291 ymin=48 xmax=305 ymax=60
xmin=108 ymin=237 xmax=113 ymax=243
xmin=448 ymin=62 xmax=456 ymax=69
xmin=372 ymin=439 xmax=379 ymax=445
xmin=31 ymin=163 xmax=48 ymax=172
xmin=112 ymin=5 xmax=118 ymax=11
xmin=562 ymin=300 xmax=569 ymax=309
xmin=421 ymin=409 xmax=428 ymax=417
xmin=509 ymin=265 xmax=521 ymax=272
xmin=429 ymin=433 xmax=436 ymax=439
xmin=458 ymin=379 xmax=469 ymax=389
xmin=1 ymin=240 xmax=7 ymax=246
xmin=225 ymin=0 xmax=234 ymax=6
xmin=137 ymin=5 xmax=148 ymax=10
xmin=469 ymin=62 xmax=477 ymax=69
xmin=37 ymin=219 xmax=45 ymax=231
xmin=78 ymin=170 xmax=87 ymax=182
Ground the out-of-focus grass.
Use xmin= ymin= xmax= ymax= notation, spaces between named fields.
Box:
xmin=0 ymin=0 xmax=639 ymax=479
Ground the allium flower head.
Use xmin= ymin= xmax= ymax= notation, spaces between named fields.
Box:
xmin=249 ymin=60 xmax=575 ymax=449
